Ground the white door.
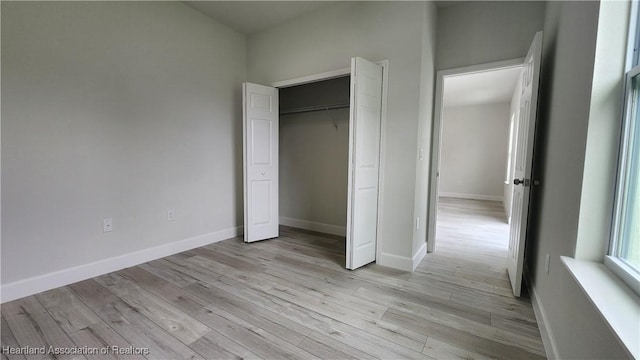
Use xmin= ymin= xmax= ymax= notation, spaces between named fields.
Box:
xmin=507 ymin=31 xmax=543 ymax=297
xmin=243 ymin=83 xmax=279 ymax=243
xmin=346 ymin=57 xmax=384 ymax=270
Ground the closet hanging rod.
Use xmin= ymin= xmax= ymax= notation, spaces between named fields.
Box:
xmin=280 ymin=103 xmax=350 ymax=115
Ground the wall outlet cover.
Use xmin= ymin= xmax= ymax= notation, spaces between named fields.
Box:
xmin=545 ymin=253 xmax=551 ymax=274
xmin=103 ymin=218 xmax=113 ymax=233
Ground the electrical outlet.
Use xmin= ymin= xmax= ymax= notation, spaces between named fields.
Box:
xmin=545 ymin=253 xmax=551 ymax=274
xmin=103 ymin=218 xmax=113 ymax=233
xmin=168 ymin=209 xmax=176 ymax=221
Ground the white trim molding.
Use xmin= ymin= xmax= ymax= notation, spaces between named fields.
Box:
xmin=279 ymin=217 xmax=346 ymax=237
xmin=1 ymin=226 xmax=242 ymax=303
xmin=524 ymin=268 xmax=560 ymax=360
xmin=439 ymin=192 xmax=503 ymax=202
xmin=378 ymin=244 xmax=424 ymax=272
xmin=412 ymin=242 xmax=427 ymax=271
xmin=378 ymin=252 xmax=413 ymax=272
xmin=378 ymin=242 xmax=426 ymax=272
xmin=376 ymin=59 xmax=390 ymax=272
xmin=271 ymin=67 xmax=351 ymax=88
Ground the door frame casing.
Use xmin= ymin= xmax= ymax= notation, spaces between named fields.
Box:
xmin=427 ymin=57 xmax=525 ymax=253
xmin=270 ymin=60 xmax=390 ymax=266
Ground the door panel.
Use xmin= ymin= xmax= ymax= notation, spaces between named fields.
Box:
xmin=243 ymin=83 xmax=279 ymax=243
xmin=507 ymin=31 xmax=543 ymax=297
xmin=346 ymin=57 xmax=383 ymax=270
xmin=250 ymin=180 xmax=272 ymax=224
xmin=251 ymin=119 xmax=272 ymax=165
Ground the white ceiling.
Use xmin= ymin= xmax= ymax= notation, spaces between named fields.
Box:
xmin=443 ymin=66 xmax=522 ymax=108
xmin=185 ymin=1 xmax=465 ymax=36
xmin=184 ymin=1 xmax=334 ymax=35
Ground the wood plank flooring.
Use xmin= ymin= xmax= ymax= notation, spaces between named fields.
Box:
xmin=1 ymin=198 xmax=545 ymax=359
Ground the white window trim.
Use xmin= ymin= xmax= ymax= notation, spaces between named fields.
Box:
xmin=562 ymin=257 xmax=640 ymax=359
xmin=607 ymin=0 xmax=640 ymax=298
xmin=565 ymin=2 xmax=640 ymax=358
xmin=605 ymin=256 xmax=640 ymax=295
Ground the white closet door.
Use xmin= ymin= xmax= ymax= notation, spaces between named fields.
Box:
xmin=243 ymin=82 xmax=279 ymax=243
xmin=346 ymin=57 xmax=383 ymax=270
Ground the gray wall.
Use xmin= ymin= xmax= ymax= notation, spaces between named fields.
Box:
xmin=527 ymin=1 xmax=630 ymax=358
xmin=248 ymin=1 xmax=437 ymax=264
xmin=439 ymin=104 xmax=510 ymax=201
xmin=279 ymin=79 xmax=350 ymax=230
xmin=1 ymin=2 xmax=246 ymax=285
xmin=436 ymin=1 xmax=546 ymax=70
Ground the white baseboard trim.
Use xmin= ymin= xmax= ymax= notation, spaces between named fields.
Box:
xmin=279 ymin=217 xmax=346 ymax=237
xmin=378 ymin=251 xmax=413 ymax=272
xmin=525 ymin=268 xmax=560 ymax=360
xmin=412 ymin=242 xmax=427 ymax=271
xmin=439 ymin=192 xmax=503 ymax=202
xmin=1 ymin=226 xmax=242 ymax=304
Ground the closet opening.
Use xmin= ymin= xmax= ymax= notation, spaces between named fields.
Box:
xmin=243 ymin=57 xmax=386 ymax=270
xmin=277 ymin=75 xmax=351 ymax=267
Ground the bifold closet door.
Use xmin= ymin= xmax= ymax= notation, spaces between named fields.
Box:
xmin=243 ymin=83 xmax=279 ymax=243
xmin=346 ymin=57 xmax=384 ymax=270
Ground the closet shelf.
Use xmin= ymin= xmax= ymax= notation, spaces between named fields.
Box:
xmin=280 ymin=103 xmax=350 ymax=115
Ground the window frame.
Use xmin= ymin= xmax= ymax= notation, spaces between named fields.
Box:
xmin=608 ymin=0 xmax=640 ymax=296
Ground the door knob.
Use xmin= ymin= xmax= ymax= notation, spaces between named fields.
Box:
xmin=261 ymin=171 xmax=265 ymax=175
xmin=513 ymin=178 xmax=530 ymax=186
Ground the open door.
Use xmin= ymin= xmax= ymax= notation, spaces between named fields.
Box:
xmin=346 ymin=57 xmax=384 ymax=270
xmin=507 ymin=31 xmax=543 ymax=297
xmin=243 ymin=83 xmax=279 ymax=243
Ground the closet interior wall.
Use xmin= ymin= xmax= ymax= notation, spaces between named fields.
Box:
xmin=279 ymin=76 xmax=351 ymax=235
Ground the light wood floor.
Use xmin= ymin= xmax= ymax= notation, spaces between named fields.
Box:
xmin=1 ymin=199 xmax=545 ymax=360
